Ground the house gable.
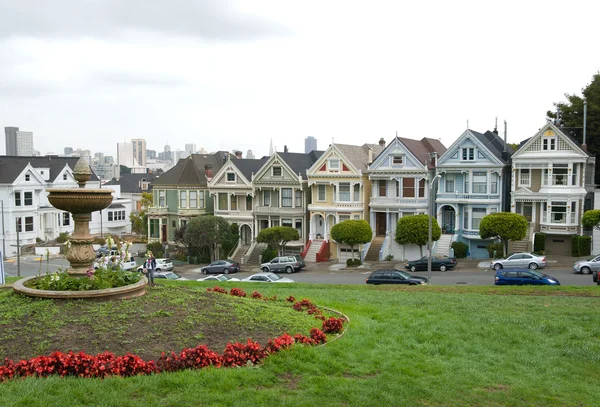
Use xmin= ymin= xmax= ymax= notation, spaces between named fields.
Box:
xmin=15 ymin=164 xmax=46 ymax=186
xmin=369 ymin=138 xmax=428 ymax=172
xmin=307 ymin=145 xmax=361 ymax=178
xmin=253 ymin=153 xmax=301 ymax=184
xmin=514 ymin=122 xmax=588 ymax=158
xmin=210 ymin=161 xmax=251 ymax=187
xmin=438 ymin=129 xmax=504 ymax=167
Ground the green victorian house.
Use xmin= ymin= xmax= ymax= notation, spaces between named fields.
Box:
xmin=146 ymin=151 xmax=228 ymax=243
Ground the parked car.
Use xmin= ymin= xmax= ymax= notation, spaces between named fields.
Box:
xmin=198 ymin=274 xmax=241 ymax=282
xmin=366 ymin=269 xmax=428 ymax=285
xmin=490 ymin=252 xmax=547 ymax=270
xmin=93 ymin=256 xmax=137 ymax=271
xmin=494 ymin=269 xmax=560 ymax=285
xmin=136 ymin=258 xmax=174 ymax=272
xmin=290 ymin=255 xmax=305 ymax=270
xmin=405 ymin=256 xmax=457 ymax=272
xmin=242 ymin=273 xmax=294 ymax=283
xmin=260 ymin=256 xmax=303 ymax=274
xmin=200 ymin=260 xmax=240 ymax=275
xmin=154 ymin=271 xmax=187 ymax=281
xmin=572 ymin=255 xmax=600 ymax=275
xmin=96 ymin=246 xmax=118 ymax=258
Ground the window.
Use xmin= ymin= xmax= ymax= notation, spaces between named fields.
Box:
xmin=189 ymin=191 xmax=197 ymax=208
xmin=108 ymin=211 xmax=113 ymax=221
xmin=472 ymin=172 xmax=487 ymax=194
xmin=396 ymin=180 xmax=400 ymax=197
xmin=62 ymin=212 xmax=70 ymax=226
xmin=295 ymin=190 xmax=302 ymax=207
xmin=63 ymin=173 xmax=68 ymax=180
xmin=180 ymin=191 xmax=187 ymax=208
xmin=14 ymin=192 xmax=21 ymax=206
xmin=108 ymin=210 xmax=126 ymax=222
xmin=519 ymin=169 xmax=530 ymax=186
xmin=263 ymin=190 xmax=271 ymax=206
xmin=230 ymin=195 xmax=237 ymax=210
xmin=339 ymin=183 xmax=350 ymax=201
xmin=472 ymin=208 xmax=486 ymax=229
xmin=158 ymin=190 xmax=166 ymax=207
xmin=271 ymin=220 xmax=279 ymax=227
xmin=353 ymin=184 xmax=360 ymax=201
xmin=542 ymin=137 xmax=556 ymax=151
xmin=328 ymin=158 xmax=339 ymax=171
xmin=463 ymin=207 xmax=468 ymax=229
xmin=227 ymin=172 xmax=235 ymax=182
xmin=445 ymin=174 xmax=455 ymax=193
xmin=339 ymin=214 xmax=351 ymax=221
xmin=418 ymin=179 xmax=425 ymax=198
xmin=282 ymin=188 xmax=292 ymax=207
xmin=199 ymin=191 xmax=205 ymax=208
xmin=461 ymin=148 xmax=475 ymax=161
xmin=246 ymin=195 xmax=252 ymax=210
xmin=572 ymin=164 xmax=578 ymax=186
xmin=392 ymin=155 xmax=403 ymax=165
xmin=295 ymin=219 xmax=302 ymax=238
xmin=272 ymin=190 xmax=279 ymax=207
xmin=272 ymin=167 xmax=282 ymax=177
xmin=24 ymin=192 xmax=33 ymax=206
xmin=550 ymin=201 xmax=567 ymax=223
xmin=219 ymin=193 xmax=228 ymax=210
xmin=25 ymin=174 xmax=30 ymax=181
xmin=553 ymin=165 xmax=568 ymax=186
xmin=317 ymin=185 xmax=326 ymax=201
xmin=491 ymin=175 xmax=498 ymax=194
xmin=403 ymin=178 xmax=415 ymax=198
xmin=22 ymin=216 xmax=34 ymax=232
xmin=282 ymin=219 xmax=293 ymax=228
xmin=379 ymin=180 xmax=387 ymax=197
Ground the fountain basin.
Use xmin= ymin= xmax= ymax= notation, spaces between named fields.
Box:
xmin=13 ymin=276 xmax=148 ymax=300
xmin=47 ymin=188 xmax=114 ymax=214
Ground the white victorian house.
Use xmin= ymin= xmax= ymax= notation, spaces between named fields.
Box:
xmin=511 ymin=122 xmax=595 ymax=255
xmin=367 ymin=136 xmax=446 ymax=261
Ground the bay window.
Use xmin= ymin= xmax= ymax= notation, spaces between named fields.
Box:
xmin=339 ymin=183 xmax=350 ymax=201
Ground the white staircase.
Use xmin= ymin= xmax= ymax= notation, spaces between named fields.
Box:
xmin=304 ymin=239 xmax=323 ymax=262
xmin=433 ymin=234 xmax=452 ymax=257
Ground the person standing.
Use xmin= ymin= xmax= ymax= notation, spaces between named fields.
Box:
xmin=146 ymin=252 xmax=157 ymax=286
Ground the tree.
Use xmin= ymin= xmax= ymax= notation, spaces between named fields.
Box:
xmin=256 ymin=226 xmax=299 ymax=256
xmin=183 ymin=215 xmax=234 ymax=261
xmin=479 ymin=212 xmax=528 ymax=256
xmin=129 ymin=192 xmax=153 ymax=235
xmin=582 ymin=210 xmax=600 ymax=230
xmin=330 ymin=220 xmax=372 ymax=260
xmin=547 ymin=72 xmax=600 ymax=179
xmin=395 ymin=214 xmax=441 ymax=257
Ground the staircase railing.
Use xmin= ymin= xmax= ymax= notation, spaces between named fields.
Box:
xmin=227 ymin=241 xmax=240 ymax=260
xmin=361 ymin=241 xmax=371 ymax=261
xmin=378 ymin=236 xmax=390 ymax=261
xmin=241 ymin=241 xmax=257 ymax=265
xmin=300 ymin=240 xmax=311 ymax=259
xmin=316 ymin=241 xmax=330 ymax=262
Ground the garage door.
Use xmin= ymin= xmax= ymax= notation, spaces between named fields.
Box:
xmin=545 ymin=235 xmax=571 ymax=256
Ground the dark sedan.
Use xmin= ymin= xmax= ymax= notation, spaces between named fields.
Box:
xmin=366 ymin=269 xmax=428 ymax=285
xmin=405 ymin=256 xmax=457 ymax=272
xmin=200 ymin=260 xmax=240 ymax=275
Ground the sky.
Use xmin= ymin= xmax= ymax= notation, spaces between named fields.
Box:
xmin=1 ymin=0 xmax=600 ymax=159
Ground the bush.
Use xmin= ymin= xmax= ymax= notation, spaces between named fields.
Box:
xmin=384 ymin=254 xmax=394 ymax=261
xmin=261 ymin=246 xmax=278 ymax=263
xmin=487 ymin=243 xmax=504 ymax=258
xmin=579 ymin=236 xmax=591 ymax=256
xmin=451 ymin=241 xmax=468 ymax=258
xmin=572 ymin=235 xmax=580 ymax=257
xmin=346 ymin=258 xmax=362 ymax=267
xmin=56 ymin=232 xmax=70 ymax=243
xmin=146 ymin=242 xmax=164 ymax=258
xmin=533 ymin=233 xmax=546 ymax=254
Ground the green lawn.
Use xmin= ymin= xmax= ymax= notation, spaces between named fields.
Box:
xmin=1 ymin=282 xmax=599 ymax=406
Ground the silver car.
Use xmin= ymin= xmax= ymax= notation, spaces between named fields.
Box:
xmin=490 ymin=252 xmax=547 ymax=270
xmin=260 ymin=256 xmax=302 ymax=274
xmin=242 ymin=273 xmax=294 ymax=283
xmin=572 ymin=255 xmax=600 ymax=275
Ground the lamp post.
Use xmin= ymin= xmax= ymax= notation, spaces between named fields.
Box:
xmin=1 ymin=200 xmax=6 ymax=261
xmin=427 ymin=173 xmax=441 ymax=285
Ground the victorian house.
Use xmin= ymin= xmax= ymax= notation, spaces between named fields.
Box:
xmin=368 ymin=137 xmax=446 ymax=261
xmin=306 ymin=142 xmax=384 ymax=262
xmin=511 ymin=122 xmax=595 ymax=255
xmin=435 ymin=128 xmax=513 ymax=259
xmin=146 ymin=152 xmax=228 ymax=244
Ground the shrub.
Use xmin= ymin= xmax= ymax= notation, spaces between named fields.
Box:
xmin=579 ymin=236 xmax=592 ymax=256
xmin=384 ymin=254 xmax=394 ymax=261
xmin=322 ymin=317 xmax=345 ymax=334
xmin=261 ymin=246 xmax=278 ymax=263
xmin=146 ymin=242 xmax=164 ymax=258
xmin=487 ymin=243 xmax=504 ymax=258
xmin=451 ymin=241 xmax=468 ymax=258
xmin=572 ymin=235 xmax=580 ymax=257
xmin=533 ymin=233 xmax=546 ymax=254
xmin=346 ymin=258 xmax=362 ymax=267
xmin=56 ymin=232 xmax=70 ymax=243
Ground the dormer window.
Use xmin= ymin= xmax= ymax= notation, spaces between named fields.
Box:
xmin=328 ymin=158 xmax=339 ymax=171
xmin=272 ymin=167 xmax=282 ymax=177
xmin=63 ymin=173 xmax=68 ymax=180
xmin=542 ymin=137 xmax=556 ymax=151
xmin=25 ymin=174 xmax=30 ymax=181
xmin=227 ymin=172 xmax=236 ymax=182
xmin=392 ymin=155 xmax=403 ymax=165
xmin=461 ymin=148 xmax=475 ymax=161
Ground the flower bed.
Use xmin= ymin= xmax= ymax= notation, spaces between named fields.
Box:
xmin=0 ymin=288 xmax=347 ymax=381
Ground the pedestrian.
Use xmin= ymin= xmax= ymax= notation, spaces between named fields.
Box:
xmin=146 ymin=252 xmax=157 ymax=286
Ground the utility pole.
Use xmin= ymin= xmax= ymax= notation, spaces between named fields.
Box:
xmin=16 ymin=217 xmax=21 ymax=277
xmin=1 ymin=200 xmax=6 ymax=261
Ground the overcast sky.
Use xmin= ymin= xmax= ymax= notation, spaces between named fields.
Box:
xmin=1 ymin=0 xmax=599 ymax=159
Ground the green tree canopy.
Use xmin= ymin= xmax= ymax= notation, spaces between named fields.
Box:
xmin=547 ymin=72 xmax=600 ymax=179
xmin=130 ymin=191 xmax=153 ymax=235
xmin=479 ymin=212 xmax=528 ymax=256
xmin=330 ymin=220 xmax=372 ymax=259
xmin=582 ymin=209 xmax=600 ymax=230
xmin=183 ymin=215 xmax=234 ymax=261
xmin=256 ymin=226 xmax=299 ymax=256
xmin=395 ymin=214 xmax=441 ymax=257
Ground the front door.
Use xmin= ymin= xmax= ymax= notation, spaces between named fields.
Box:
xmin=376 ymin=213 xmax=386 ymax=236
xmin=161 ymin=224 xmax=167 ymax=243
xmin=442 ymin=207 xmax=455 ymax=233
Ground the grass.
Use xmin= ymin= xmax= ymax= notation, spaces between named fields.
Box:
xmin=1 ymin=281 xmax=600 ymax=406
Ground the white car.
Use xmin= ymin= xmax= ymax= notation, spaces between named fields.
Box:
xmin=137 ymin=258 xmax=174 ymax=272
xmin=242 ymin=273 xmax=294 ymax=283
xmin=94 ymin=256 xmax=137 ymax=271
xmin=198 ymin=274 xmax=241 ymax=282
xmin=155 ymin=271 xmax=187 ymax=281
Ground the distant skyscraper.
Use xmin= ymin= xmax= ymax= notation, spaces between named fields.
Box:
xmin=305 ymin=136 xmax=317 ymax=153
xmin=146 ymin=149 xmax=156 ymax=160
xmin=185 ymin=144 xmax=196 ymax=155
xmin=246 ymin=150 xmax=255 ymax=159
xmin=64 ymin=147 xmax=74 ymax=155
xmin=4 ymin=127 xmax=34 ymax=156
xmin=131 ymin=138 xmax=147 ymax=167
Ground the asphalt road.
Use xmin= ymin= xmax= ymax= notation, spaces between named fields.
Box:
xmin=3 ymin=257 xmax=597 ymax=286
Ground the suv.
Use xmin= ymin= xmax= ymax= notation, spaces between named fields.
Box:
xmin=494 ymin=269 xmax=560 ymax=285
xmin=261 ymin=256 xmax=303 ymax=274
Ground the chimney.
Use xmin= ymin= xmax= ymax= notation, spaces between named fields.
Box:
xmin=493 ymin=117 xmax=498 ymax=135
xmin=235 ymin=150 xmax=242 ymax=159
xmin=378 ymin=137 xmax=385 ymax=147
xmin=284 ymin=145 xmax=288 ymax=153
xmin=502 ymin=120 xmax=508 ymax=160
xmin=204 ymin=164 xmax=213 ymax=180
xmin=582 ymin=100 xmax=588 ymax=151
xmin=223 ymin=152 xmax=228 ymax=163
xmin=368 ymin=147 xmax=373 ymax=164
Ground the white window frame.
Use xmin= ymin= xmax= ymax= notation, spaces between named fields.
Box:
xmin=226 ymin=172 xmax=236 ymax=182
xmin=461 ymin=147 xmax=475 ymax=161
xmin=199 ymin=191 xmax=205 ymax=208
xmin=472 ymin=172 xmax=487 ymax=194
xmin=189 ymin=191 xmax=197 ymax=208
xmin=328 ymin=158 xmax=340 ymax=171
xmin=317 ymin=185 xmax=326 ymax=202
xmin=158 ymin=190 xmax=166 ymax=207
xmin=392 ymin=155 xmax=403 ymax=165
xmin=519 ymin=169 xmax=530 ymax=187
xmin=471 ymin=208 xmax=486 ymax=230
xmin=263 ymin=190 xmax=271 ymax=206
xmin=180 ymin=191 xmax=187 ymax=208
xmin=542 ymin=137 xmax=556 ymax=151
xmin=272 ymin=167 xmax=282 ymax=177
xmin=282 ymin=188 xmax=293 ymax=207
xmin=445 ymin=174 xmax=455 ymax=193
xmin=339 ymin=183 xmax=351 ymax=202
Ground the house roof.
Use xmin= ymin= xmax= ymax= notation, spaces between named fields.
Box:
xmin=152 ymin=151 xmax=228 ymax=186
xmin=517 ymin=124 xmax=593 ymax=157
xmin=334 ymin=143 xmax=385 ymax=172
xmin=231 ymin=157 xmax=269 ymax=181
xmin=0 ymin=155 xmax=99 ymax=183
xmin=469 ymin=130 xmax=513 ymax=162
xmin=275 ymin=150 xmax=324 ymax=178
xmin=104 ymin=173 xmax=161 ymax=193
xmin=396 ymin=137 xmax=447 ymax=168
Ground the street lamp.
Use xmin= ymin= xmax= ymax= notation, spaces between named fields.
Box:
xmin=427 ymin=173 xmax=441 ymax=285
